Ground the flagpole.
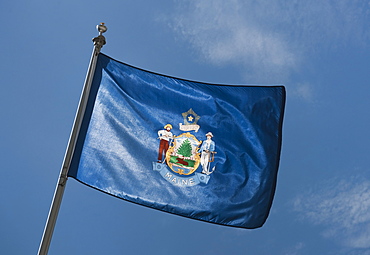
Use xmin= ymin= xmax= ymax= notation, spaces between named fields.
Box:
xmin=38 ymin=23 xmax=107 ymax=255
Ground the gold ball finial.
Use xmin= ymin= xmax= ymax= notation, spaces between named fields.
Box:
xmin=97 ymin=23 xmax=107 ymax=34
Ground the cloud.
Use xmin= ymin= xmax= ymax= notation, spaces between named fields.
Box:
xmin=293 ymin=175 xmax=370 ymax=250
xmin=283 ymin=242 xmax=305 ymax=255
xmin=168 ymin=0 xmax=369 ymax=83
xmin=289 ymin=83 xmax=314 ymax=102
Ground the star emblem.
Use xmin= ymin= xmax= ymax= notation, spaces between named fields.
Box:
xmin=182 ymin=108 xmax=200 ymax=125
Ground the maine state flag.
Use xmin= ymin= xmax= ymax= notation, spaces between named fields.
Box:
xmin=68 ymin=53 xmax=285 ymax=229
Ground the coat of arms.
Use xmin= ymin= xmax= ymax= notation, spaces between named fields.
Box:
xmin=166 ymin=132 xmax=201 ymax=175
xmin=153 ymin=109 xmax=217 ymax=187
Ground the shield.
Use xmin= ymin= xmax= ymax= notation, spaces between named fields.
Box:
xmin=165 ymin=132 xmax=201 ymax=175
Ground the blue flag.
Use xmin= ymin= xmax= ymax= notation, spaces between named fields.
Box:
xmin=68 ymin=53 xmax=285 ymax=229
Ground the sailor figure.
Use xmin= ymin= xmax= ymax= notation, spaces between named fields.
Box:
xmin=199 ymin=132 xmax=216 ymax=174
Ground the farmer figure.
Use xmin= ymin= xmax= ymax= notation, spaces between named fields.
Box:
xmin=157 ymin=124 xmax=173 ymax=163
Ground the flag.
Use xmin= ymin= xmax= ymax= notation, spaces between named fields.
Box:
xmin=68 ymin=53 xmax=285 ymax=229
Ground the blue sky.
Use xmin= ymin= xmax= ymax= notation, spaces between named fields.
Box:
xmin=1 ymin=1 xmax=370 ymax=254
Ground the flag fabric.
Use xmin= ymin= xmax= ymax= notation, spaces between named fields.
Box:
xmin=68 ymin=53 xmax=285 ymax=229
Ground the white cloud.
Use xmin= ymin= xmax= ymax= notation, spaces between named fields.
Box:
xmin=293 ymin=175 xmax=370 ymax=249
xmin=169 ymin=0 xmax=369 ymax=83
xmin=289 ymin=83 xmax=314 ymax=101
xmin=283 ymin=242 xmax=305 ymax=255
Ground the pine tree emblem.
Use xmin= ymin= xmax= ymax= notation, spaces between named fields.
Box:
xmin=177 ymin=139 xmax=192 ymax=158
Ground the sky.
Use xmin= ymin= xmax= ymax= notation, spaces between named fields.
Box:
xmin=1 ymin=0 xmax=370 ymax=254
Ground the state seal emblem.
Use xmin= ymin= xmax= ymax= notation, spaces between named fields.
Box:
xmin=152 ymin=109 xmax=217 ymax=187
xmin=166 ymin=132 xmax=201 ymax=175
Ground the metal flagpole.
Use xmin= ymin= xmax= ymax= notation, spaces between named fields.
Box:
xmin=38 ymin=23 xmax=107 ymax=255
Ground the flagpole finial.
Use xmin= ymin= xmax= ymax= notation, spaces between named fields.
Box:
xmin=93 ymin=23 xmax=107 ymax=53
xmin=97 ymin=22 xmax=107 ymax=35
